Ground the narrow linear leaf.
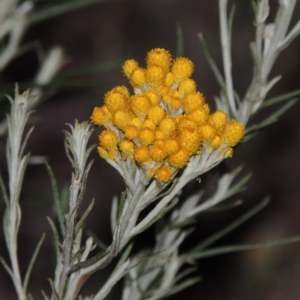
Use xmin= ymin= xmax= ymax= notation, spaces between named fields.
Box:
xmin=192 ymin=235 xmax=300 ymax=259
xmin=24 ymin=234 xmax=45 ymax=294
xmin=27 ymin=294 xmax=34 ymax=300
xmin=46 ymin=217 xmax=60 ymax=258
xmin=0 ymin=254 xmax=15 ymax=281
xmin=135 ymin=199 xmax=179 ymax=235
xmin=20 ymin=126 xmax=35 ymax=159
xmin=251 ymin=0 xmax=257 ymax=14
xmin=48 ymin=278 xmax=59 ymax=300
xmin=45 ymin=162 xmax=65 ymax=236
xmin=170 ymin=218 xmax=196 ymax=230
xmin=245 ymin=99 xmax=298 ymax=142
xmin=205 ymin=199 xmax=243 ymax=212
xmin=260 ymin=88 xmax=300 ymax=110
xmin=30 ymin=0 xmax=112 ymax=24
xmin=162 ymin=277 xmax=202 ymax=299
xmin=176 ymin=23 xmax=184 ymax=56
xmin=75 ymin=199 xmax=95 ymax=235
xmin=198 ymin=33 xmax=226 ymax=90
xmin=226 ymin=172 xmax=252 ymax=197
xmin=86 ymin=229 xmax=107 ymax=251
xmin=55 ymin=60 xmax=122 ymax=79
xmin=190 ymin=197 xmax=270 ymax=254
xmin=41 ymin=290 xmax=50 ymax=300
xmin=146 ymin=266 xmax=164 ymax=293
xmin=174 ymin=266 xmax=198 ymax=284
xmin=113 ymin=243 xmax=133 ymax=275
xmin=228 ymin=4 xmax=236 ymax=46
xmin=0 ymin=173 xmax=9 ymax=206
xmin=117 ymin=191 xmax=127 ymax=223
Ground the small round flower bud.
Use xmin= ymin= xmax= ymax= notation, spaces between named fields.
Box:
xmin=182 ymin=92 xmax=205 ymax=114
xmin=171 ymin=57 xmax=194 ymax=80
xmin=146 ymin=48 xmax=172 ymax=71
xmin=200 ymin=123 xmax=216 ymax=141
xmin=134 ymin=146 xmax=150 ymax=162
xmin=164 ymin=138 xmax=180 ymax=155
xmin=113 ymin=110 xmax=131 ymax=129
xmin=210 ymin=134 xmax=222 ymax=149
xmin=187 ymin=108 xmax=209 ymax=125
xmin=168 ymin=147 xmax=190 ymax=168
xmin=97 ymin=146 xmax=108 ymax=159
xmin=138 ymin=128 xmax=155 ymax=145
xmin=165 ymin=72 xmax=175 ymax=86
xmin=146 ymin=65 xmax=166 ymax=87
xmin=124 ymin=125 xmax=138 ymax=140
xmin=223 ymin=147 xmax=234 ymax=158
xmin=148 ymin=105 xmax=165 ymax=125
xmin=91 ymin=106 xmax=112 ymax=125
xmin=177 ymin=117 xmax=198 ymax=132
xmin=99 ymin=130 xmax=118 ymax=150
xmin=222 ymin=120 xmax=245 ymax=146
xmin=170 ymin=98 xmax=182 ymax=111
xmin=130 ymin=67 xmax=146 ymax=87
xmin=104 ymin=91 xmax=127 ymax=113
xmin=119 ymin=139 xmax=135 ymax=156
xmin=111 ymin=85 xmax=130 ymax=99
xmin=179 ymin=78 xmax=197 ymax=96
xmin=142 ymin=119 xmax=156 ymax=130
xmin=155 ymin=166 xmax=172 ymax=182
xmin=130 ymin=117 xmax=143 ymax=129
xmin=130 ymin=94 xmax=152 ymax=118
xmin=123 ymin=59 xmax=139 ymax=78
xmin=108 ymin=149 xmax=118 ymax=159
xmin=178 ymin=127 xmax=202 ymax=154
xmin=159 ymin=116 xmax=177 ymax=137
xmin=210 ymin=110 xmax=228 ymax=131
xmin=149 ymin=145 xmax=167 ymax=161
xmin=144 ymin=90 xmax=160 ymax=105
xmin=155 ymin=128 xmax=164 ymax=140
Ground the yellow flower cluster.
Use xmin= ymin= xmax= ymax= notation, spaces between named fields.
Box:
xmin=91 ymin=48 xmax=245 ymax=182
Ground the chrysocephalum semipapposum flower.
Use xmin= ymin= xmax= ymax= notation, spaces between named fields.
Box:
xmin=91 ymin=48 xmax=245 ymax=182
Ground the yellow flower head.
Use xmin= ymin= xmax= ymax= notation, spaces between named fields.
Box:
xmin=210 ymin=110 xmax=228 ymax=131
xmin=124 ymin=125 xmax=138 ymax=140
xmin=99 ymin=130 xmax=118 ymax=150
xmin=171 ymin=57 xmax=194 ymax=80
xmin=134 ymin=146 xmax=150 ymax=163
xmin=148 ymin=105 xmax=165 ymax=125
xmin=146 ymin=65 xmax=166 ymax=87
xmin=168 ymin=147 xmax=190 ymax=168
xmin=164 ymin=138 xmax=180 ymax=155
xmin=155 ymin=166 xmax=172 ymax=182
xmin=159 ymin=116 xmax=177 ymax=138
xmin=182 ymin=92 xmax=205 ymax=114
xmin=179 ymin=78 xmax=197 ymax=96
xmin=146 ymin=48 xmax=172 ymax=71
xmin=119 ymin=139 xmax=135 ymax=156
xmin=113 ymin=110 xmax=131 ymax=129
xmin=91 ymin=48 xmax=245 ymax=182
xmin=138 ymin=127 xmax=155 ymax=145
xmin=91 ymin=106 xmax=112 ymax=125
xmin=123 ymin=59 xmax=139 ymax=78
xmin=149 ymin=145 xmax=167 ymax=161
xmin=222 ymin=120 xmax=245 ymax=146
xmin=104 ymin=90 xmax=127 ymax=113
xmin=130 ymin=94 xmax=152 ymax=118
xmin=178 ymin=127 xmax=202 ymax=154
xmin=130 ymin=67 xmax=146 ymax=87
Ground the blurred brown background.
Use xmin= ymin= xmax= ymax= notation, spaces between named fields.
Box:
xmin=1 ymin=0 xmax=300 ymax=299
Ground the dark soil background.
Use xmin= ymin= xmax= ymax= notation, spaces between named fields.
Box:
xmin=1 ymin=0 xmax=300 ymax=299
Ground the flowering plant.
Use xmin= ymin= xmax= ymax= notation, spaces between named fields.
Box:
xmin=1 ymin=0 xmax=300 ymax=299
